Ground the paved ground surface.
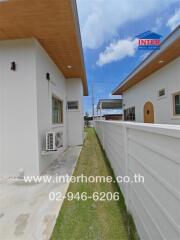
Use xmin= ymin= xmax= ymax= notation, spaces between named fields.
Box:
xmin=0 ymin=146 xmax=82 ymax=240
xmin=51 ymin=129 xmax=130 ymax=240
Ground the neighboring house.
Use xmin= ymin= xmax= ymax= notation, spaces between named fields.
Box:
xmin=112 ymin=25 xmax=180 ymax=124
xmin=96 ymin=99 xmax=123 ymax=118
xmin=0 ymin=0 xmax=88 ymax=177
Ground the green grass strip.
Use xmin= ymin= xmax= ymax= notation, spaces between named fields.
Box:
xmin=51 ymin=128 xmax=139 ymax=240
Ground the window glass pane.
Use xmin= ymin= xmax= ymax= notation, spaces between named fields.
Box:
xmin=175 ymin=94 xmax=180 ymax=104
xmin=174 ymin=94 xmax=180 ymax=115
xmin=124 ymin=107 xmax=135 ymax=121
xmin=52 ymin=97 xmax=63 ymax=124
xmin=175 ymin=105 xmax=180 ymax=114
xmin=67 ymin=101 xmax=79 ymax=110
xmin=158 ymin=89 xmax=165 ymax=97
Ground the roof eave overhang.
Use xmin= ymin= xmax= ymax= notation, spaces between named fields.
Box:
xmin=0 ymin=0 xmax=88 ymax=96
xmin=97 ymin=99 xmax=123 ymax=109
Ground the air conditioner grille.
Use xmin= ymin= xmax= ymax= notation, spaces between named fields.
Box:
xmin=46 ymin=132 xmax=63 ymax=151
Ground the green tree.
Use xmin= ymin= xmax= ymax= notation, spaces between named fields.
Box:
xmin=84 ymin=112 xmax=90 ymax=128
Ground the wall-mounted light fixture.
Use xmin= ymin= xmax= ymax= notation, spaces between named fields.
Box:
xmin=46 ymin=72 xmax=50 ymax=80
xmin=158 ymin=60 xmax=164 ymax=64
xmin=11 ymin=61 xmax=16 ymax=71
xmin=67 ymin=65 xmax=72 ymax=69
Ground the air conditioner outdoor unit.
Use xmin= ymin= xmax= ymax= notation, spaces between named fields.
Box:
xmin=46 ymin=132 xmax=63 ymax=151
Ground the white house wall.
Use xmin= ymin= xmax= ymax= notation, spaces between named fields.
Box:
xmin=34 ymin=40 xmax=68 ymax=174
xmin=123 ymin=58 xmax=180 ymax=124
xmin=66 ymin=78 xmax=84 ymax=146
xmin=0 ymin=38 xmax=85 ymax=177
xmin=0 ymin=39 xmax=39 ymax=177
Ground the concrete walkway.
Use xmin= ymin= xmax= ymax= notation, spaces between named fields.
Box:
xmin=0 ymin=146 xmax=81 ymax=240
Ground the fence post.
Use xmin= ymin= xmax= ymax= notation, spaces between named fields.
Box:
xmin=123 ymin=123 xmax=130 ymax=210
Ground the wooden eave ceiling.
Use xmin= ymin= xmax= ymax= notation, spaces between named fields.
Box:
xmin=0 ymin=0 xmax=88 ymax=95
xmin=113 ymin=38 xmax=180 ymax=95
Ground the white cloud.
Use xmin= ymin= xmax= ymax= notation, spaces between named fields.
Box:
xmin=97 ymin=38 xmax=137 ymax=66
xmin=152 ymin=17 xmax=162 ymax=32
xmin=167 ymin=9 xmax=180 ymax=30
xmin=77 ymin=0 xmax=179 ymax=49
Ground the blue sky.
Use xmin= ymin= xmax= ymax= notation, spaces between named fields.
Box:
xmin=76 ymin=0 xmax=180 ymax=116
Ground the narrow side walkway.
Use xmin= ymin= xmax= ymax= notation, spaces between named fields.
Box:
xmin=0 ymin=146 xmax=81 ymax=240
xmin=51 ymin=128 xmax=129 ymax=240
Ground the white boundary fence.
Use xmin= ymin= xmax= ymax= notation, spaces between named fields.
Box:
xmin=95 ymin=120 xmax=180 ymax=240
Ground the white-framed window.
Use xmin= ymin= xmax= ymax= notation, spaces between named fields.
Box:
xmin=158 ymin=88 xmax=166 ymax=98
xmin=67 ymin=101 xmax=79 ymax=110
xmin=52 ymin=96 xmax=63 ymax=124
xmin=173 ymin=92 xmax=180 ymax=116
xmin=124 ymin=107 xmax=135 ymax=121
